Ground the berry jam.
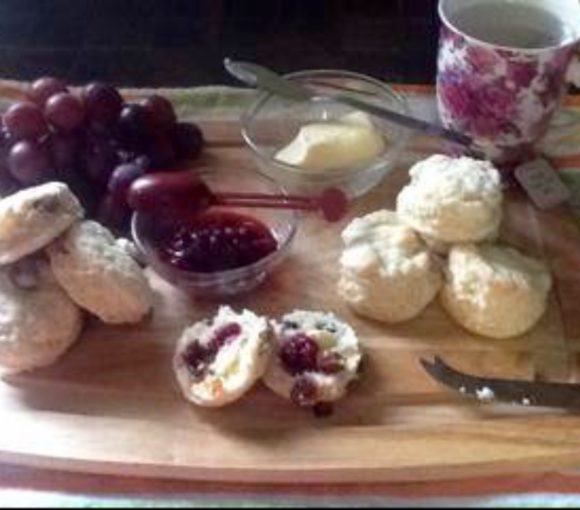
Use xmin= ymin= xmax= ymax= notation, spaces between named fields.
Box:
xmin=160 ymin=211 xmax=278 ymax=273
xmin=280 ymin=334 xmax=320 ymax=376
xmin=182 ymin=342 xmax=212 ymax=381
xmin=182 ymin=321 xmax=242 ymax=380
xmin=290 ymin=377 xmax=319 ymax=408
xmin=318 ymin=352 xmax=345 ymax=374
xmin=212 ymin=322 xmax=242 ymax=351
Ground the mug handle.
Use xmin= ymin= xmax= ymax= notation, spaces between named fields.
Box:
xmin=567 ymin=45 xmax=580 ymax=87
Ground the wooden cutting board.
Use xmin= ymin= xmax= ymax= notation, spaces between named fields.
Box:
xmin=1 ymin=121 xmax=580 ymax=484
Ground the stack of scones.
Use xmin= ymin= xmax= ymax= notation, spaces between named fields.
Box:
xmin=338 ymin=154 xmax=553 ymax=339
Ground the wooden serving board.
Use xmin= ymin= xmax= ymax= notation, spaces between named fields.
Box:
xmin=2 ymin=122 xmax=580 ymax=484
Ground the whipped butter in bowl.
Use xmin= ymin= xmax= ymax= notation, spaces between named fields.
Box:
xmin=275 ymin=112 xmax=386 ymax=173
xmin=241 ymin=70 xmax=409 ymax=198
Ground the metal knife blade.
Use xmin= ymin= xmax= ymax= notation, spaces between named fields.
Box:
xmin=421 ymin=356 xmax=580 ymax=410
xmin=223 ymin=58 xmax=477 ymax=151
xmin=224 ymin=58 xmax=312 ymax=102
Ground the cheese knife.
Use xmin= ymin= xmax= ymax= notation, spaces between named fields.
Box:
xmin=223 ymin=58 xmax=481 ymax=153
xmin=421 ymin=356 xmax=580 ymax=410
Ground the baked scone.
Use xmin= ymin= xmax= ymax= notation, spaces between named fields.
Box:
xmin=0 ymin=260 xmax=83 ymax=373
xmin=263 ymin=311 xmax=362 ymax=411
xmin=115 ymin=238 xmax=145 ymax=266
xmin=396 ymin=154 xmax=503 ymax=244
xmin=441 ymin=244 xmax=552 ymax=339
xmin=173 ymin=306 xmax=272 ymax=407
xmin=338 ymin=210 xmax=442 ymax=323
xmin=0 ymin=182 xmax=83 ymax=265
xmin=46 ymin=220 xmax=153 ymax=324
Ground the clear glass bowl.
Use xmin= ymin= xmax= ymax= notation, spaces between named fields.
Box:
xmin=131 ymin=169 xmax=298 ymax=298
xmin=241 ymin=70 xmax=410 ymax=198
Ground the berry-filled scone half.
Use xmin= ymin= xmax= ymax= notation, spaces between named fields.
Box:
xmin=174 ymin=306 xmax=272 ymax=407
xmin=263 ymin=311 xmax=362 ymax=412
xmin=46 ymin=220 xmax=153 ymax=324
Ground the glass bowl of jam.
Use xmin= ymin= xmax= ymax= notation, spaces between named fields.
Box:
xmin=131 ymin=169 xmax=298 ymax=298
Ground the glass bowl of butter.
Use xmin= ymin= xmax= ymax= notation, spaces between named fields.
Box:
xmin=241 ymin=70 xmax=410 ymax=198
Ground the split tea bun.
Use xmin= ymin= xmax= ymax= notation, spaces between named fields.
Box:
xmin=174 ymin=306 xmax=272 ymax=407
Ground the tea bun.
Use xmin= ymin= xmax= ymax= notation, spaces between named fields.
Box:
xmin=396 ymin=154 xmax=503 ymax=244
xmin=441 ymin=244 xmax=552 ymax=339
xmin=338 ymin=210 xmax=442 ymax=323
xmin=46 ymin=220 xmax=153 ymax=324
xmin=0 ymin=260 xmax=83 ymax=373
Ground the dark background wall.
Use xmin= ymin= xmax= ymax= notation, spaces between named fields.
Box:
xmin=0 ymin=0 xmax=440 ymax=86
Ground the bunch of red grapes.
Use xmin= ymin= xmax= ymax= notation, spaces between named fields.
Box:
xmin=0 ymin=76 xmax=204 ymax=233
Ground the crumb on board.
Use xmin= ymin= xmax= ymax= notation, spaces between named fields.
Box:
xmin=475 ymin=387 xmax=495 ymax=402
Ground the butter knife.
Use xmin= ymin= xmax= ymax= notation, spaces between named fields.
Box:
xmin=223 ymin=58 xmax=478 ymax=152
xmin=421 ymin=356 xmax=580 ymax=410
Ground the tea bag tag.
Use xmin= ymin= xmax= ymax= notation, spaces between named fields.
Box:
xmin=514 ymin=158 xmax=571 ymax=210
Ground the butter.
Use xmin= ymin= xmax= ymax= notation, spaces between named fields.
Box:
xmin=307 ymin=329 xmax=337 ymax=350
xmin=275 ymin=112 xmax=386 ymax=172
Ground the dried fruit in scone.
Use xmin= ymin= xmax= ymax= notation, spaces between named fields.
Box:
xmin=338 ymin=210 xmax=442 ymax=323
xmin=0 ymin=259 xmax=83 ymax=373
xmin=441 ymin=244 xmax=552 ymax=339
xmin=263 ymin=311 xmax=362 ymax=413
xmin=46 ymin=220 xmax=153 ymax=324
xmin=0 ymin=182 xmax=83 ymax=265
xmin=396 ymin=154 xmax=503 ymax=244
xmin=173 ymin=306 xmax=272 ymax=407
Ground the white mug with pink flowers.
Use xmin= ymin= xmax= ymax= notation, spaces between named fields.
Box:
xmin=437 ymin=0 xmax=580 ymax=165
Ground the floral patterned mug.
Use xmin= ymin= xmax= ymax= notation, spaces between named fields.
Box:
xmin=437 ymin=0 xmax=580 ymax=164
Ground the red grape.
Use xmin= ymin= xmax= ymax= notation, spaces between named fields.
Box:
xmin=62 ymin=172 xmax=100 ymax=216
xmin=140 ymin=95 xmax=176 ymax=131
xmin=8 ymin=140 xmax=53 ymax=184
xmin=0 ymin=135 xmax=21 ymax=195
xmin=97 ymin=194 xmax=131 ymax=235
xmin=3 ymin=102 xmax=48 ymax=140
xmin=170 ymin=122 xmax=204 ymax=159
xmin=116 ymin=149 xmax=138 ymax=165
xmin=50 ymin=131 xmax=81 ymax=171
xmin=108 ymin=163 xmax=145 ymax=202
xmin=117 ymin=104 xmax=154 ymax=149
xmin=134 ymin=154 xmax=152 ymax=171
xmin=45 ymin=92 xmax=85 ymax=131
xmin=0 ymin=171 xmax=21 ymax=195
xmin=0 ymin=128 xmax=13 ymax=155
xmin=83 ymin=133 xmax=118 ymax=188
xmin=29 ymin=76 xmax=68 ymax=106
xmin=147 ymin=133 xmax=177 ymax=169
xmin=83 ymin=82 xmax=123 ymax=127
